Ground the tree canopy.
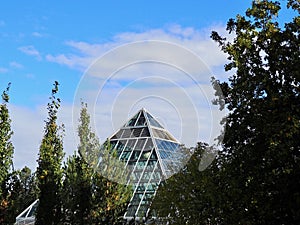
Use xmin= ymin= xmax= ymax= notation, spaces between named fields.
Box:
xmin=153 ymin=0 xmax=300 ymax=224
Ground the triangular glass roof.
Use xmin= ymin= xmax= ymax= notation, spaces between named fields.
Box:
xmin=15 ymin=199 xmax=39 ymax=225
xmin=106 ymin=108 xmax=187 ymax=219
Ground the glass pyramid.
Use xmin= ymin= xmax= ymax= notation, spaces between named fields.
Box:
xmin=104 ymin=108 xmax=187 ymax=219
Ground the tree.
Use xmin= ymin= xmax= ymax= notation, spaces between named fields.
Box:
xmin=210 ymin=0 xmax=300 ymax=224
xmin=59 ymin=102 xmax=95 ymax=224
xmin=152 ymin=1 xmax=300 ymax=224
xmin=77 ymin=102 xmax=131 ymax=224
xmin=92 ymin=141 xmax=132 ymax=225
xmin=61 ymin=154 xmax=93 ymax=224
xmin=0 ymin=83 xmax=15 ymax=224
xmin=36 ymin=81 xmax=64 ymax=225
xmin=151 ymin=143 xmax=219 ymax=225
xmin=6 ymin=167 xmax=38 ymax=223
xmin=78 ymin=102 xmax=100 ymax=167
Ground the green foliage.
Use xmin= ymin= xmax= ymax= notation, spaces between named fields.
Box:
xmin=61 ymin=154 xmax=93 ymax=224
xmin=0 ymin=83 xmax=15 ymax=224
xmin=6 ymin=167 xmax=38 ymax=223
xmin=78 ymin=103 xmax=132 ymax=224
xmin=78 ymin=102 xmax=100 ymax=167
xmin=61 ymin=102 xmax=132 ymax=225
xmin=153 ymin=1 xmax=300 ymax=224
xmin=92 ymin=141 xmax=132 ymax=225
xmin=211 ymin=0 xmax=300 ymax=224
xmin=151 ymin=143 xmax=219 ymax=225
xmin=36 ymin=81 xmax=65 ymax=225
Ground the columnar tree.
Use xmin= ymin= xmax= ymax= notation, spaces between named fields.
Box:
xmin=77 ymin=102 xmax=131 ymax=224
xmin=36 ymin=81 xmax=64 ymax=225
xmin=60 ymin=103 xmax=95 ymax=224
xmin=211 ymin=0 xmax=300 ymax=224
xmin=78 ymin=102 xmax=100 ymax=167
xmin=61 ymin=154 xmax=93 ymax=224
xmin=93 ymin=141 xmax=132 ymax=225
xmin=0 ymin=83 xmax=15 ymax=224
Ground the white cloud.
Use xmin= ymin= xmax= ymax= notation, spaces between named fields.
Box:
xmin=10 ymin=105 xmax=45 ymax=170
xmin=0 ymin=67 xmax=8 ymax=73
xmin=18 ymin=45 xmax=42 ymax=60
xmin=10 ymin=103 xmax=77 ymax=170
xmin=46 ymin=25 xmax=230 ymax=72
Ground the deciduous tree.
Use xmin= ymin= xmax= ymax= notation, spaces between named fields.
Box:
xmin=211 ymin=0 xmax=300 ymax=223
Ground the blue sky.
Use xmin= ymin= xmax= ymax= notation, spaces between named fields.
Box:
xmin=0 ymin=0 xmax=295 ymax=170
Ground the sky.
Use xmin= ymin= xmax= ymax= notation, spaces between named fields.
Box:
xmin=0 ymin=0 xmax=295 ymax=170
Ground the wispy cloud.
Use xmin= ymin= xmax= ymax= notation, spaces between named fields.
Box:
xmin=0 ymin=20 xmax=5 ymax=27
xmin=10 ymin=61 xmax=24 ymax=69
xmin=32 ymin=32 xmax=44 ymax=37
xmin=0 ymin=67 xmax=8 ymax=73
xmin=18 ymin=45 xmax=42 ymax=60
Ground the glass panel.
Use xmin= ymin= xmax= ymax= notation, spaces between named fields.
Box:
xmin=151 ymin=171 xmax=161 ymax=180
xmin=146 ymin=183 xmax=157 ymax=192
xmin=158 ymin=150 xmax=168 ymax=159
xmin=140 ymin=150 xmax=151 ymax=160
xmin=136 ymin=112 xmax=146 ymax=126
xmin=143 ymin=138 xmax=153 ymax=151
xmin=141 ymin=172 xmax=151 ymax=181
xmin=110 ymin=140 xmax=118 ymax=150
xmin=126 ymin=112 xmax=140 ymax=127
xmin=144 ymin=193 xmax=154 ymax=201
xmin=135 ymin=138 xmax=146 ymax=150
xmin=145 ymin=160 xmax=156 ymax=170
xmin=140 ymin=127 xmax=150 ymax=137
xmin=130 ymin=128 xmax=143 ymax=138
xmin=120 ymin=151 xmax=131 ymax=161
xmin=121 ymin=129 xmax=132 ymax=138
xmin=130 ymin=151 xmax=141 ymax=161
xmin=137 ymin=205 xmax=148 ymax=217
xmin=150 ymin=151 xmax=158 ymax=160
xmin=125 ymin=205 xmax=138 ymax=217
xmin=124 ymin=139 xmax=137 ymax=151
xmin=27 ymin=204 xmax=37 ymax=217
xmin=146 ymin=112 xmax=163 ymax=128
xmin=152 ymin=129 xmax=170 ymax=140
xmin=136 ymin=160 xmax=147 ymax=170
xmin=133 ymin=171 xmax=143 ymax=181
xmin=111 ymin=129 xmax=123 ymax=140
xmin=116 ymin=140 xmax=127 ymax=155
xmin=155 ymin=139 xmax=179 ymax=151
xmin=136 ymin=183 xmax=147 ymax=192
xmin=132 ymin=193 xmax=144 ymax=204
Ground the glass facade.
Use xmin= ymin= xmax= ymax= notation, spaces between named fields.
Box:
xmin=107 ymin=108 xmax=184 ymax=219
